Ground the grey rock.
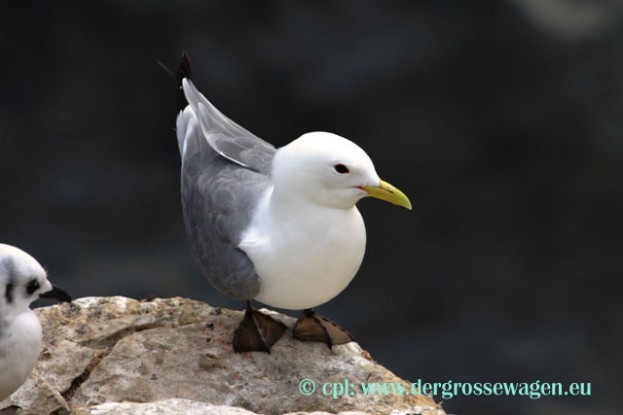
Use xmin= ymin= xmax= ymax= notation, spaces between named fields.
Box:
xmin=0 ymin=297 xmax=444 ymax=415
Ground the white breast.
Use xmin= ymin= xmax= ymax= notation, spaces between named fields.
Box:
xmin=0 ymin=310 xmax=42 ymax=400
xmin=239 ymin=193 xmax=366 ymax=310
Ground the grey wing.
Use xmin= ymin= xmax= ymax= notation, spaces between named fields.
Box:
xmin=177 ymin=98 xmax=271 ymax=301
xmin=181 ymin=79 xmax=276 ymax=174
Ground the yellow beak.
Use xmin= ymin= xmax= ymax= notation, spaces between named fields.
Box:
xmin=361 ymin=180 xmax=412 ymax=210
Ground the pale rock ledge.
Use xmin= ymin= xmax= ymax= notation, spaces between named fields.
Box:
xmin=0 ymin=296 xmax=445 ymax=415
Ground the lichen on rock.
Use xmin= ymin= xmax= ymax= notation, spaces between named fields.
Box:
xmin=0 ymin=297 xmax=444 ymax=415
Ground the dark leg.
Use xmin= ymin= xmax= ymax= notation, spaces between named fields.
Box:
xmin=292 ymin=309 xmax=355 ymax=348
xmin=233 ymin=301 xmax=287 ymax=353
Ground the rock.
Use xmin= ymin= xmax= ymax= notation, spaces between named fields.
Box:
xmin=0 ymin=297 xmax=444 ymax=415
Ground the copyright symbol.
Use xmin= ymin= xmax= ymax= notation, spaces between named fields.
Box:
xmin=299 ymin=378 xmax=316 ymax=396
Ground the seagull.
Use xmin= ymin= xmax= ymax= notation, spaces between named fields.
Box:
xmin=0 ymin=244 xmax=71 ymax=401
xmin=174 ymin=52 xmax=411 ymax=353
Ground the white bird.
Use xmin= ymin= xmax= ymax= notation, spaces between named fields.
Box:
xmin=175 ymin=53 xmax=411 ymax=352
xmin=0 ymin=244 xmax=71 ymax=401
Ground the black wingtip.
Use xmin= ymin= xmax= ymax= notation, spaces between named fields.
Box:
xmin=177 ymin=51 xmax=192 ymax=110
xmin=178 ymin=51 xmax=192 ymax=82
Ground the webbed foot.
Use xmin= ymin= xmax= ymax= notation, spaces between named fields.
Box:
xmin=233 ymin=301 xmax=287 ymax=353
xmin=292 ymin=309 xmax=354 ymax=348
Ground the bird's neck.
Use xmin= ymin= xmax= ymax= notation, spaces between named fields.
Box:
xmin=263 ymin=186 xmax=359 ymax=236
xmin=268 ymin=185 xmax=351 ymax=217
xmin=0 ymin=309 xmax=22 ymax=338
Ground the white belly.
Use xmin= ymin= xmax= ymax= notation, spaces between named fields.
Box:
xmin=240 ymin=206 xmax=366 ymax=310
xmin=0 ymin=311 xmax=42 ymax=400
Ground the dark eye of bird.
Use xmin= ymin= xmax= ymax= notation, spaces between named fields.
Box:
xmin=334 ymin=164 xmax=349 ymax=174
xmin=26 ymin=279 xmax=40 ymax=295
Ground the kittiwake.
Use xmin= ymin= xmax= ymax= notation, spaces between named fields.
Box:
xmin=174 ymin=52 xmax=411 ymax=352
xmin=0 ymin=244 xmax=71 ymax=401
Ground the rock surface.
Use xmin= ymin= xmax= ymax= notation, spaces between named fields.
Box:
xmin=0 ymin=297 xmax=444 ymax=415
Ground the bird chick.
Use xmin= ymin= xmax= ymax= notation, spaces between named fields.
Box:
xmin=0 ymin=244 xmax=71 ymax=401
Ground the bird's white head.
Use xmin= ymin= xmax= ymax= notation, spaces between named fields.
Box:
xmin=271 ymin=132 xmax=411 ymax=210
xmin=0 ymin=244 xmax=54 ymax=317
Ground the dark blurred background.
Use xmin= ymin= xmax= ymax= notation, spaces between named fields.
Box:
xmin=1 ymin=1 xmax=621 ymax=414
